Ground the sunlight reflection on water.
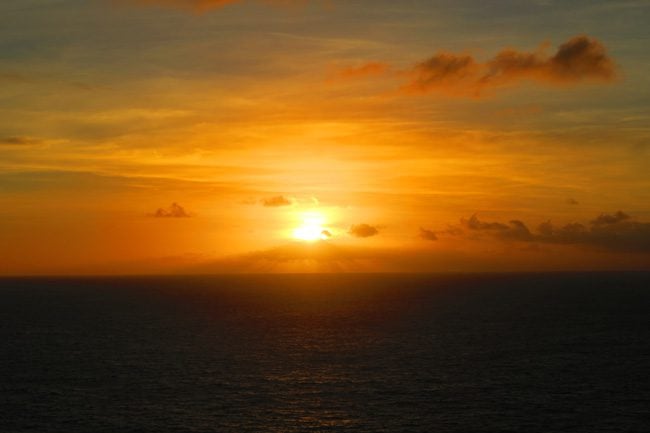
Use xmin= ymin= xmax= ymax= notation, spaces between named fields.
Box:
xmin=1 ymin=273 xmax=649 ymax=432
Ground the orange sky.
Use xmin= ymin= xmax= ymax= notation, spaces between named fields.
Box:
xmin=1 ymin=0 xmax=649 ymax=275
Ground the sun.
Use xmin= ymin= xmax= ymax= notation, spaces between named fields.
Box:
xmin=292 ymin=211 xmax=332 ymax=242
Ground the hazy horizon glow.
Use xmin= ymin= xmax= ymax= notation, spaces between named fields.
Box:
xmin=1 ymin=0 xmax=649 ymax=275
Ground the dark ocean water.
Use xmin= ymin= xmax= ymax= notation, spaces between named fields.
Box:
xmin=1 ymin=272 xmax=649 ymax=433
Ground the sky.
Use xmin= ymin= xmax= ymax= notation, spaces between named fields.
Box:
xmin=1 ymin=0 xmax=649 ymax=275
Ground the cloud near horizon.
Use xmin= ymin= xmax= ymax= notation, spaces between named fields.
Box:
xmin=401 ymin=35 xmax=617 ymax=97
xmin=591 ymin=211 xmax=630 ymax=225
xmin=445 ymin=212 xmax=650 ymax=253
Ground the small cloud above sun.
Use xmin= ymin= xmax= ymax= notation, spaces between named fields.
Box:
xmin=292 ymin=211 xmax=332 ymax=242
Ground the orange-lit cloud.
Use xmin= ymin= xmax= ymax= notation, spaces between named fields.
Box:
xmin=132 ymin=0 xmax=239 ymax=11
xmin=184 ymin=235 xmax=649 ymax=275
xmin=0 ymin=136 xmax=40 ymax=146
xmin=591 ymin=211 xmax=630 ymax=225
xmin=419 ymin=227 xmax=438 ymax=241
xmin=131 ymin=0 xmax=305 ymax=12
xmin=402 ymin=35 xmax=617 ymax=97
xmin=262 ymin=195 xmax=293 ymax=207
xmin=349 ymin=223 xmax=379 ymax=238
xmin=333 ymin=62 xmax=390 ymax=80
xmin=191 ymin=242 xmax=364 ymax=273
xmin=451 ymin=214 xmax=534 ymax=242
xmin=152 ymin=202 xmax=191 ymax=218
xmin=0 ymin=72 xmax=29 ymax=83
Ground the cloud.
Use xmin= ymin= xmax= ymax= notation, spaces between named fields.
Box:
xmin=262 ymin=195 xmax=293 ymax=207
xmin=463 ymin=214 xmax=509 ymax=231
xmin=185 ymin=239 xmax=646 ymax=275
xmin=461 ymin=214 xmax=533 ymax=241
xmin=130 ymin=0 xmax=305 ymax=12
xmin=333 ymin=62 xmax=390 ymax=80
xmin=503 ymin=220 xmax=534 ymax=241
xmin=151 ymin=202 xmax=191 ymax=218
xmin=132 ymin=0 xmax=240 ymax=11
xmin=0 ymin=137 xmax=40 ymax=146
xmin=186 ymin=241 xmax=490 ymax=274
xmin=537 ymin=216 xmax=650 ymax=253
xmin=0 ymin=73 xmax=29 ymax=83
xmin=448 ymin=211 xmax=650 ymax=253
xmin=402 ymin=35 xmax=617 ymax=97
xmin=189 ymin=241 xmax=377 ymax=273
xmin=349 ymin=223 xmax=380 ymax=238
xmin=402 ymin=52 xmax=481 ymax=96
xmin=419 ymin=227 xmax=438 ymax=241
xmin=591 ymin=211 xmax=630 ymax=225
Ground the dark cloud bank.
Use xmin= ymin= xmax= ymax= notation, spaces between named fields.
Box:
xmin=444 ymin=211 xmax=650 ymax=254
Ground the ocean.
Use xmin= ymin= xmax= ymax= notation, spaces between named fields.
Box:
xmin=1 ymin=272 xmax=649 ymax=432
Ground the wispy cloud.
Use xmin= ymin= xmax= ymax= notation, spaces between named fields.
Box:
xmin=332 ymin=62 xmax=390 ymax=80
xmin=0 ymin=137 xmax=41 ymax=146
xmin=0 ymin=73 xmax=29 ymax=83
xmin=186 ymin=242 xmax=410 ymax=274
xmin=130 ymin=0 xmax=306 ymax=12
xmin=131 ymin=0 xmax=239 ymax=12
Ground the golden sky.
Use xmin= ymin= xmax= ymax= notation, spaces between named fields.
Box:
xmin=1 ymin=0 xmax=649 ymax=274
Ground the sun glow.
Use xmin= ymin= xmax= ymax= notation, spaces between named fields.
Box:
xmin=292 ymin=212 xmax=332 ymax=242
